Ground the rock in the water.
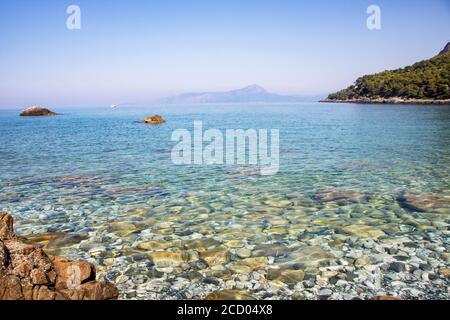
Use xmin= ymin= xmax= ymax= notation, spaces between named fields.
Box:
xmin=338 ymin=224 xmax=386 ymax=239
xmin=108 ymin=221 xmax=139 ymax=236
xmin=184 ymin=238 xmax=222 ymax=252
xmin=0 ymin=211 xmax=118 ymax=300
xmin=438 ymin=268 xmax=450 ymax=278
xmin=19 ymin=106 xmax=57 ymax=116
xmin=317 ymin=288 xmax=333 ymax=299
xmin=200 ymin=247 xmax=230 ymax=266
xmin=267 ymin=268 xmax=305 ymax=285
xmin=142 ymin=115 xmax=165 ymax=124
xmin=148 ymin=251 xmax=189 ymax=268
xmin=233 ymin=257 xmax=268 ymax=270
xmin=314 ymin=189 xmax=366 ymax=203
xmin=252 ymin=244 xmax=291 ymax=257
xmin=355 ymin=256 xmax=372 ymax=268
xmin=23 ymin=232 xmax=87 ymax=256
xmin=22 ymin=232 xmax=66 ymax=246
xmin=225 ymin=240 xmax=245 ymax=248
xmin=236 ymin=248 xmax=252 ymax=258
xmin=389 ymin=262 xmax=406 ymax=273
xmin=397 ymin=191 xmax=449 ymax=212
xmin=204 ymin=290 xmax=258 ymax=300
xmin=137 ymin=240 xmax=172 ymax=251
xmin=276 ymin=246 xmax=335 ymax=268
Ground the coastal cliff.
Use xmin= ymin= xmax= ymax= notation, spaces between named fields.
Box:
xmin=322 ymin=43 xmax=450 ymax=105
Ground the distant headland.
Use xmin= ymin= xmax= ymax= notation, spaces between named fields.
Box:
xmin=321 ymin=43 xmax=450 ymax=105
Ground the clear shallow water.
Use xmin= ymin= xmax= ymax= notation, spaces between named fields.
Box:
xmin=0 ymin=103 xmax=449 ymax=299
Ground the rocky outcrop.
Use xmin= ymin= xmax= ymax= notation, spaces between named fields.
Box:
xmin=322 ymin=43 xmax=450 ymax=104
xmin=142 ymin=115 xmax=165 ymax=124
xmin=19 ymin=106 xmax=57 ymax=116
xmin=0 ymin=212 xmax=14 ymax=240
xmin=0 ymin=211 xmax=118 ymax=300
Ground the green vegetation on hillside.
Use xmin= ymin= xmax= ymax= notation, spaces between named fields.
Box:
xmin=328 ymin=50 xmax=450 ymax=100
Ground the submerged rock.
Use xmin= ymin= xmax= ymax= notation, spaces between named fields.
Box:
xmin=199 ymin=247 xmax=231 ymax=266
xmin=0 ymin=211 xmax=118 ymax=300
xmin=184 ymin=238 xmax=222 ymax=252
xmin=252 ymin=244 xmax=291 ymax=258
xmin=148 ymin=251 xmax=189 ymax=268
xmin=234 ymin=257 xmax=268 ymax=270
xmin=19 ymin=106 xmax=57 ymax=116
xmin=267 ymin=268 xmax=305 ymax=285
xmin=236 ymin=248 xmax=252 ymax=259
xmin=397 ymin=191 xmax=449 ymax=212
xmin=314 ymin=189 xmax=366 ymax=203
xmin=317 ymin=288 xmax=333 ymax=300
xmin=204 ymin=289 xmax=258 ymax=300
xmin=275 ymin=246 xmax=335 ymax=269
xmin=142 ymin=115 xmax=165 ymax=124
xmin=22 ymin=232 xmax=88 ymax=256
xmin=337 ymin=224 xmax=386 ymax=239
xmin=137 ymin=240 xmax=173 ymax=251
xmin=338 ymin=224 xmax=386 ymax=239
xmin=108 ymin=221 xmax=140 ymax=237
xmin=21 ymin=232 xmax=66 ymax=246
xmin=438 ymin=268 xmax=450 ymax=278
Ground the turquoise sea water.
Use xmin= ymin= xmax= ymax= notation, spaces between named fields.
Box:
xmin=0 ymin=103 xmax=449 ymax=299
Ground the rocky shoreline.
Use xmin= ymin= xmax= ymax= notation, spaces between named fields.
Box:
xmin=320 ymin=98 xmax=450 ymax=105
xmin=0 ymin=211 xmax=118 ymax=300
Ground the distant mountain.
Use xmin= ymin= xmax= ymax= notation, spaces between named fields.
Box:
xmin=159 ymin=85 xmax=307 ymax=104
xmin=323 ymin=43 xmax=450 ymax=104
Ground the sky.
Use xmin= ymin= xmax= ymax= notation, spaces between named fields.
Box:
xmin=0 ymin=0 xmax=449 ymax=108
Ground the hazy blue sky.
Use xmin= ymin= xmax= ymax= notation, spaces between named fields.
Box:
xmin=0 ymin=0 xmax=449 ymax=108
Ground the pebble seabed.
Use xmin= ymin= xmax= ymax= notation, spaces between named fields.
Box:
xmin=3 ymin=170 xmax=449 ymax=301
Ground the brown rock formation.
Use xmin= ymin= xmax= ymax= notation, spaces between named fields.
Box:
xmin=0 ymin=211 xmax=118 ymax=300
xmin=0 ymin=212 xmax=14 ymax=240
xmin=19 ymin=106 xmax=58 ymax=116
xmin=142 ymin=115 xmax=165 ymax=124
